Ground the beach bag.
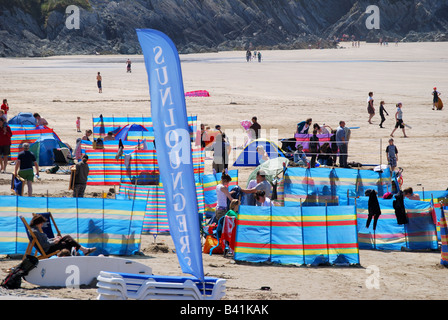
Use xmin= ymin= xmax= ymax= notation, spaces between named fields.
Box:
xmin=1 ymin=267 xmax=23 ymax=289
xmin=203 ymin=235 xmax=223 ymax=254
xmin=1 ymin=255 xmax=39 ymax=289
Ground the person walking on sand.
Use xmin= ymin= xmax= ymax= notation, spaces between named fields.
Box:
xmin=379 ymin=101 xmax=389 ymax=128
xmin=390 ymin=102 xmax=407 ymax=138
xmin=386 ymin=138 xmax=398 ymax=172
xmin=14 ymin=143 xmax=39 ymax=197
xmin=432 ymin=87 xmax=441 ymax=110
xmin=126 ymin=59 xmax=132 ymax=73
xmin=97 ymin=72 xmax=102 ymax=93
xmin=367 ymin=92 xmax=375 ymax=124
xmin=71 ymin=154 xmax=90 ymax=198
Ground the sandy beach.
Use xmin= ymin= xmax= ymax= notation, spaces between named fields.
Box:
xmin=0 ymin=42 xmax=447 ymax=301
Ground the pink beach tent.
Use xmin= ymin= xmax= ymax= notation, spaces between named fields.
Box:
xmin=185 ymin=90 xmax=210 ymax=97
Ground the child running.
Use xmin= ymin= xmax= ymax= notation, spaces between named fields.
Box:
xmin=379 ymin=101 xmax=389 ymax=128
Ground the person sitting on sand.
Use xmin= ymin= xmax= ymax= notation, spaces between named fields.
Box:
xmin=103 ymin=131 xmax=115 ymax=141
xmin=403 ymin=187 xmax=421 ymax=201
xmin=226 ymin=199 xmax=240 ymax=217
xmin=317 ymin=143 xmax=333 ymax=166
xmin=256 ymin=145 xmax=270 ymax=164
xmin=82 ymin=129 xmax=93 ymax=142
xmin=254 ymin=190 xmax=271 ymax=207
xmin=293 ymin=144 xmax=309 ymax=167
xmin=240 ymin=170 xmax=272 ymax=206
xmin=29 ymin=214 xmax=96 ymax=256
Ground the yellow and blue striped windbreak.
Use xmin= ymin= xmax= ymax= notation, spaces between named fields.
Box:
xmin=234 ymin=204 xmax=359 ymax=266
xmin=284 ymin=167 xmax=392 ymax=207
xmin=357 ymin=197 xmax=438 ymax=251
xmin=0 ymin=195 xmax=146 ymax=256
xmin=117 ymin=180 xmax=205 ymax=235
xmin=92 ymin=115 xmax=197 ymax=141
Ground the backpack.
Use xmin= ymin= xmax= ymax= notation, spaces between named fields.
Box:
xmin=1 ymin=255 xmax=39 ymax=289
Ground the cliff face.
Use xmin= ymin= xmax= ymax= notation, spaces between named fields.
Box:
xmin=0 ymin=0 xmax=447 ymax=57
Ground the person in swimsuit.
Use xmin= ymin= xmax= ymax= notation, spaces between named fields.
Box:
xmin=97 ymin=72 xmax=102 ymax=93
xmin=367 ymin=92 xmax=375 ymax=124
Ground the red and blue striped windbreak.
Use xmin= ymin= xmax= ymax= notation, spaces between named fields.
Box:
xmin=234 ymin=205 xmax=359 ymax=266
xmin=357 ymin=197 xmax=438 ymax=251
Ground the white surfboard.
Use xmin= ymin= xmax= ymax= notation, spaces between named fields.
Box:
xmin=24 ymin=256 xmax=152 ymax=287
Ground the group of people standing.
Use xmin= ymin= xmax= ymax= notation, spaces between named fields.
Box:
xmin=294 ymin=118 xmax=350 ymax=169
xmin=0 ymin=101 xmax=89 ymax=198
xmin=246 ymin=50 xmax=262 ymax=62
xmin=204 ymin=116 xmax=262 ymax=174
xmin=366 ymin=92 xmax=407 ymax=138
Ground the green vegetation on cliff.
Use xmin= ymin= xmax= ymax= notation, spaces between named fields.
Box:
xmin=1 ymin=0 xmax=91 ymax=21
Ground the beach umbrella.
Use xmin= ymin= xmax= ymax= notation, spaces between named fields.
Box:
xmin=246 ymin=157 xmax=289 ymax=187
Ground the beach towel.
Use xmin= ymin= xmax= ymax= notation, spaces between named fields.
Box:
xmin=366 ymin=190 xmax=381 ymax=230
xmin=393 ymin=191 xmax=408 ymax=225
xmin=221 ymin=215 xmax=237 ymax=250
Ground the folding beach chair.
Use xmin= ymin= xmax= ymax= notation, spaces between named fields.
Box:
xmin=20 ymin=212 xmax=62 ymax=260
xmin=53 ymin=148 xmax=74 ymax=173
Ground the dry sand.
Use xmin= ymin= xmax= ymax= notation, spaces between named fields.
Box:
xmin=0 ymin=42 xmax=447 ymax=300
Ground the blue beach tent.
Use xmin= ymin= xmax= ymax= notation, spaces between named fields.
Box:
xmin=233 ymin=138 xmax=286 ymax=167
xmin=29 ymin=134 xmax=71 ymax=166
xmin=8 ymin=113 xmax=36 ymax=126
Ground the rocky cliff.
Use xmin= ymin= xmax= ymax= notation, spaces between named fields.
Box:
xmin=0 ymin=0 xmax=447 ymax=57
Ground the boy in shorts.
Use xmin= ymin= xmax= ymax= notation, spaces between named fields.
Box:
xmin=14 ymin=143 xmax=40 ymax=196
xmin=386 ymin=138 xmax=398 ymax=172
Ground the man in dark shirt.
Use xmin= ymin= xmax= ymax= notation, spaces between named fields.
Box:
xmin=250 ymin=116 xmax=261 ymax=140
xmin=72 ymin=154 xmax=90 ymax=197
xmin=309 ymin=129 xmax=320 ymax=168
xmin=14 ymin=142 xmax=39 ymax=197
